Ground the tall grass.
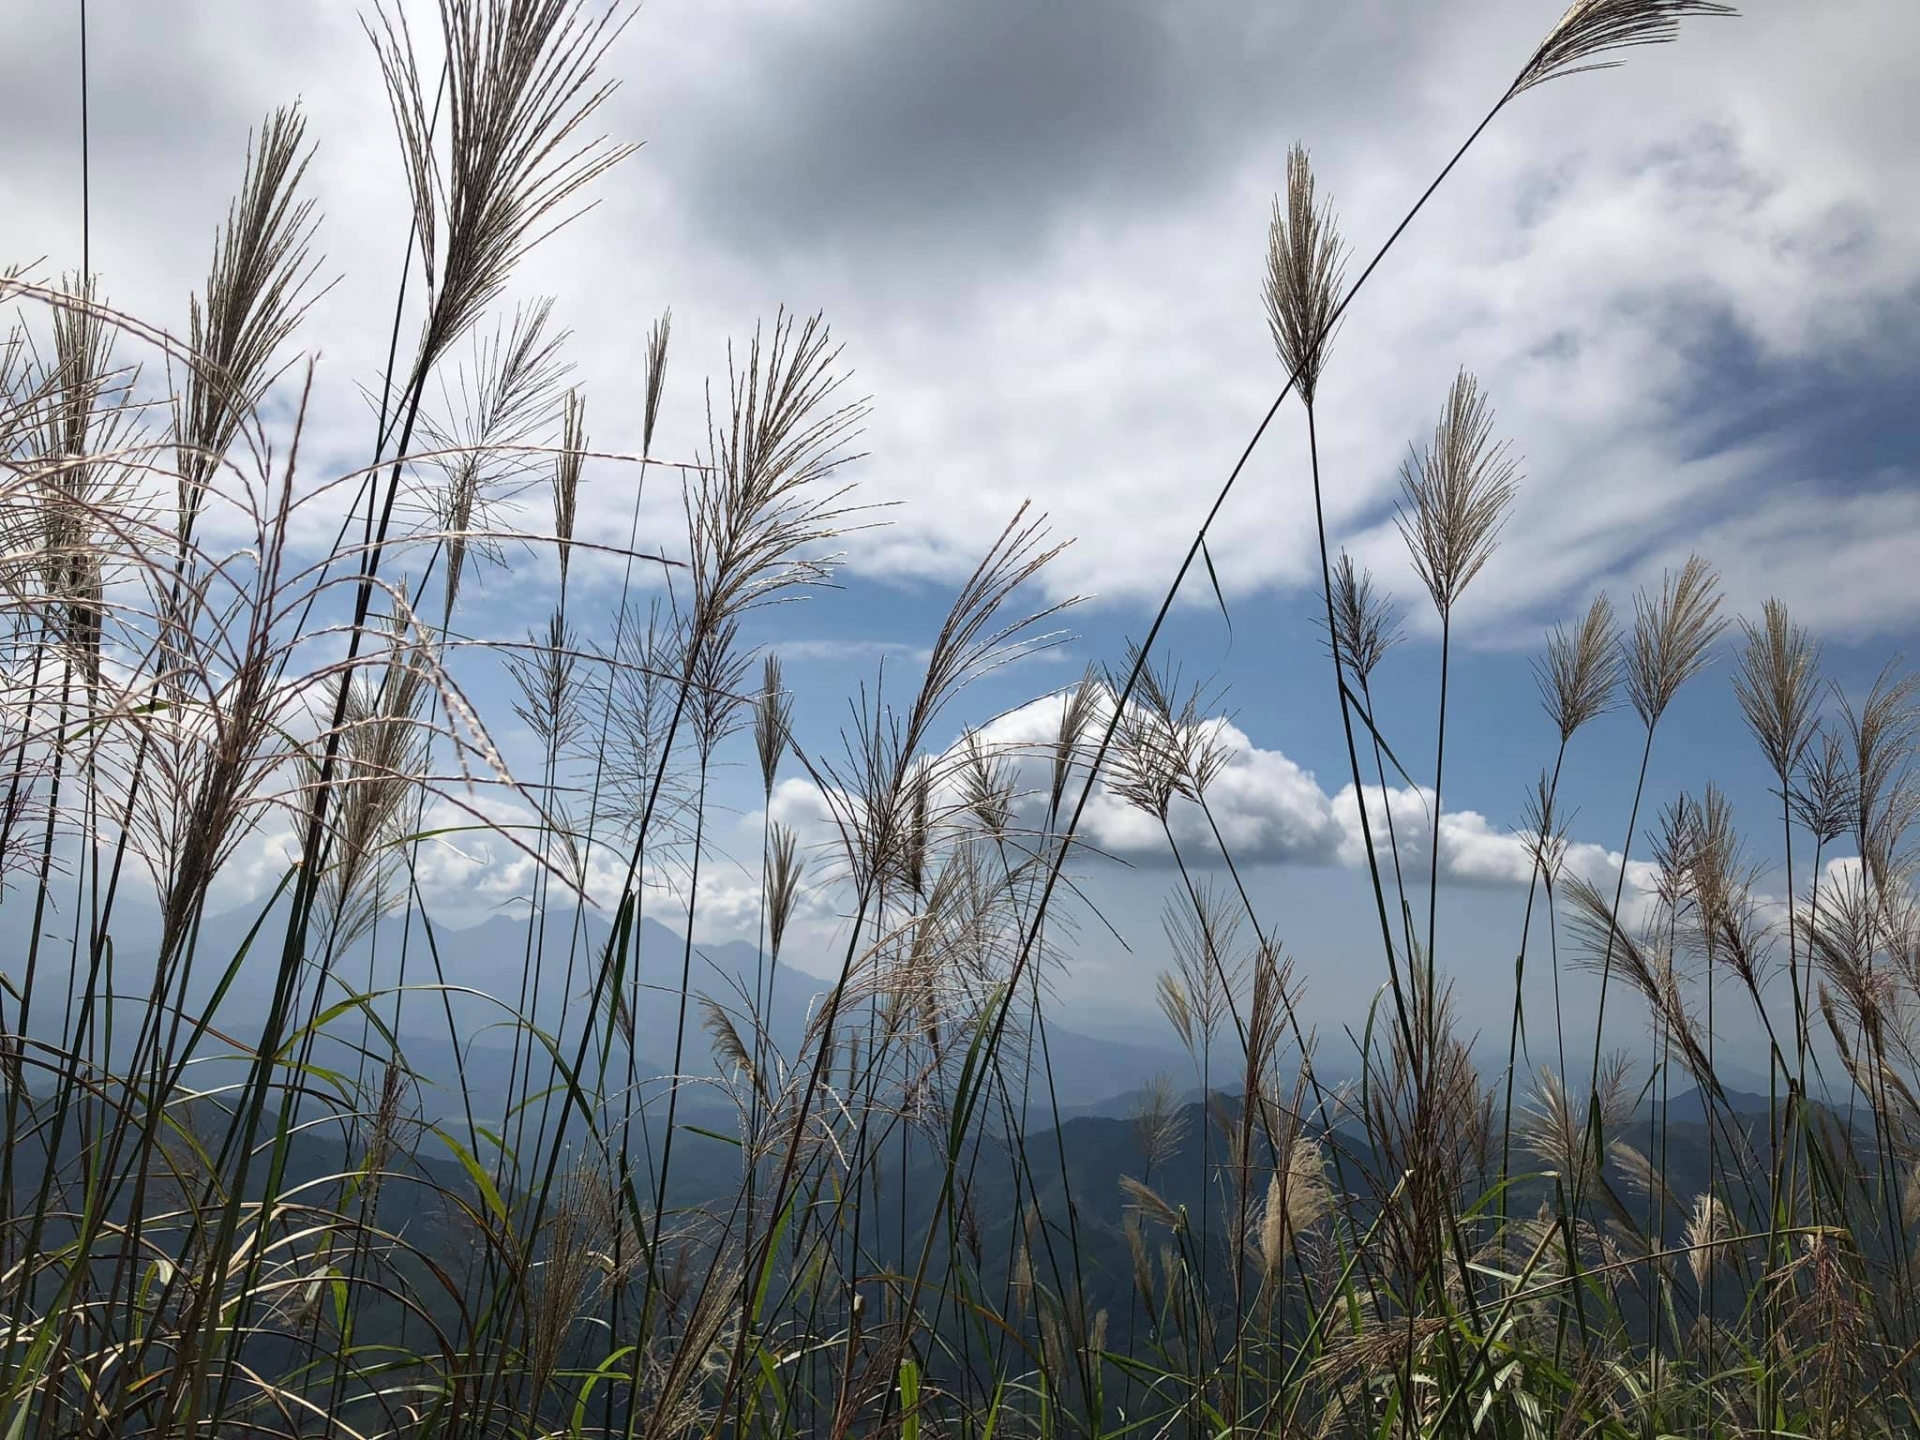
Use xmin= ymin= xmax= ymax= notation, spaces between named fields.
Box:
xmin=10 ymin=1 xmax=1920 ymax=1436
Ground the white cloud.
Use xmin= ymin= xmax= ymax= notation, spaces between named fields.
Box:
xmin=762 ymin=690 xmax=1652 ymax=898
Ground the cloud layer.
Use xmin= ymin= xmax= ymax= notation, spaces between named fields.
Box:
xmin=3 ymin=1 xmax=1915 ymax=645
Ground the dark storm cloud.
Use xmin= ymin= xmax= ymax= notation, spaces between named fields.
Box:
xmin=642 ymin=0 xmax=1420 ymax=262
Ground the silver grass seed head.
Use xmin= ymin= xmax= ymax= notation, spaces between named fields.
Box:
xmin=368 ymin=0 xmax=638 ymax=362
xmin=176 ymin=103 xmax=321 ymax=539
xmin=766 ymin=822 xmax=803 ymax=960
xmin=642 ymin=307 xmax=672 ymax=457
xmin=1684 ymin=1191 xmax=1734 ymax=1291
xmin=1395 ymin=369 xmax=1520 ymax=620
xmin=1327 ymin=550 xmax=1401 ymax=686
xmin=1264 ymin=143 xmax=1348 ymax=407
xmin=1520 ymin=770 xmax=1573 ymax=888
xmin=1733 ymin=597 xmax=1820 ymax=783
xmin=1536 ymin=592 xmax=1621 ymax=742
xmin=753 ymin=652 xmax=792 ymax=796
xmin=1049 ymin=665 xmax=1100 ymax=822
xmin=1790 ymin=724 xmax=1856 ymax=846
xmin=1624 ymin=554 xmax=1727 ymax=728
xmin=553 ymin=386 xmax=585 ymax=588
xmin=1129 ymin=1072 xmax=1189 ymax=1174
xmin=1512 ymin=0 xmax=1738 ymax=101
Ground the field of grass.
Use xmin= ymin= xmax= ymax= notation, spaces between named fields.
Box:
xmin=8 ymin=1 xmax=1920 ymax=1436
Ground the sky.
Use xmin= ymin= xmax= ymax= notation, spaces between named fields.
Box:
xmin=3 ymin=0 xmax=1917 ymax=1060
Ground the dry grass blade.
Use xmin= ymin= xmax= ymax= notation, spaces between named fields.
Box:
xmin=1512 ymin=0 xmax=1737 ymax=98
xmin=1264 ymin=144 xmax=1348 ymax=405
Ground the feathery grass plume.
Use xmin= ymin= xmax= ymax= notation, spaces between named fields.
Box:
xmin=508 ymin=610 xmax=585 ymax=753
xmin=1683 ymin=1191 xmax=1733 ymax=1291
xmin=1685 ymin=783 xmax=1751 ymax=942
xmin=1156 ymin=970 xmax=1196 ymax=1056
xmin=1806 ymin=882 xmax=1884 ymax=1033
xmin=420 ymin=298 xmax=570 ymax=619
xmin=894 ymin=502 xmax=1073 ymax=750
xmin=598 ymin=598 xmax=689 ymax=837
xmin=1609 ymin=1137 xmax=1677 ymax=1214
xmin=765 ymin=822 xmax=802 ymax=961
xmin=1241 ymin=940 xmax=1294 ymax=1091
xmin=1791 ymin=723 xmax=1856 ymax=846
xmin=1649 ymin=791 xmax=1704 ymax=913
xmin=314 ymin=620 xmax=430 ymax=954
xmin=1396 ymin=369 xmax=1520 ymax=620
xmin=959 ymin=729 xmax=1016 ymax=838
xmin=753 ymin=653 xmax=791 ymax=797
xmin=1256 ymin=1138 xmax=1331 ymax=1279
xmin=31 ymin=276 xmax=127 ymax=675
xmin=1517 ymin=1056 xmax=1635 ymax=1184
xmin=1624 ymin=555 xmax=1727 ymax=728
xmin=688 ymin=616 xmax=753 ymax=760
xmin=526 ymin=1165 xmax=618 ymax=1403
xmin=552 ymin=386 xmax=584 ymax=588
xmin=687 ymin=311 xmax=866 ymax=638
xmin=903 ymin=760 xmax=932 ymax=896
xmin=367 ymin=0 xmax=637 ymax=360
xmin=1326 ymin=550 xmax=1401 ymax=684
xmin=1836 ymin=661 xmax=1919 ymax=890
xmin=1163 ymin=879 xmax=1245 ymax=1043
xmin=1120 ymin=1175 xmax=1182 ymax=1233
xmin=1129 ymin=1072 xmax=1189 ymax=1174
xmin=1901 ymin=1160 xmax=1920 ymax=1263
xmin=701 ymin=995 xmax=764 ymax=1102
xmin=641 ymin=308 xmax=672 ymax=457
xmin=1565 ymin=876 xmax=1714 ymax=1083
xmin=1110 ymin=661 xmax=1184 ymax=821
xmin=1049 ymin=665 xmax=1099 ymax=821
xmin=1124 ymin=1212 xmax=1156 ymax=1323
xmin=1536 ymin=592 xmax=1621 ymax=742
xmin=1734 ymin=597 xmax=1820 ymax=783
xmin=1263 ymin=143 xmax=1347 ymax=405
xmin=1109 ymin=643 xmax=1230 ymax=817
xmin=1511 ymin=0 xmax=1737 ymax=98
xmin=176 ymin=105 xmax=322 ymax=541
xmin=1520 ymin=770 xmax=1573 ymax=887
xmin=174 ymin=106 xmax=322 ymax=540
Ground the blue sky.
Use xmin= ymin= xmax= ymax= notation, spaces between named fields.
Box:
xmin=4 ymin=0 xmax=1916 ymax=1062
